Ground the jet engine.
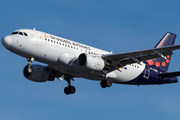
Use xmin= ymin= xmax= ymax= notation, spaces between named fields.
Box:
xmin=23 ymin=65 xmax=52 ymax=82
xmin=78 ymin=53 xmax=105 ymax=71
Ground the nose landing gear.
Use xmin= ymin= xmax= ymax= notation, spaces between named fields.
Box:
xmin=27 ymin=57 xmax=34 ymax=73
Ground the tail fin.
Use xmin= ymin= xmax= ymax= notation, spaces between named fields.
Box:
xmin=154 ymin=32 xmax=176 ymax=48
xmin=147 ymin=32 xmax=176 ymax=72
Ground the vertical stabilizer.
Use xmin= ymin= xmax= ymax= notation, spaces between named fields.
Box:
xmin=146 ymin=32 xmax=176 ymax=72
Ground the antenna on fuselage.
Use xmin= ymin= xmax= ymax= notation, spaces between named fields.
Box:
xmin=33 ymin=28 xmax=36 ymax=30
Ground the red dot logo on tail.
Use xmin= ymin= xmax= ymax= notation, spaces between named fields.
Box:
xmin=166 ymin=59 xmax=170 ymax=63
xmin=148 ymin=60 xmax=154 ymax=66
xmin=155 ymin=62 xmax=160 ymax=67
xmin=162 ymin=62 xmax=166 ymax=67
xmin=160 ymin=43 xmax=163 ymax=46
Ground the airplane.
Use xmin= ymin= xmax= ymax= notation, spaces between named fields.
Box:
xmin=2 ymin=28 xmax=180 ymax=95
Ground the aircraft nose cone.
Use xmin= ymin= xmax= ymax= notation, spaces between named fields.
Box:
xmin=1 ymin=36 xmax=12 ymax=48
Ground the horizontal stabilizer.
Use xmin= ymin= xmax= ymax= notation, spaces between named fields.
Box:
xmin=159 ymin=71 xmax=180 ymax=78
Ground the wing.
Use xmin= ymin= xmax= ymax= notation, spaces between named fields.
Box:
xmin=103 ymin=44 xmax=180 ymax=71
xmin=44 ymin=65 xmax=78 ymax=80
xmin=45 ymin=65 xmax=64 ymax=78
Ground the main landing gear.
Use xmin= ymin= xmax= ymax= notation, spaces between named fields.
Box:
xmin=64 ymin=74 xmax=76 ymax=95
xmin=100 ymin=80 xmax=112 ymax=88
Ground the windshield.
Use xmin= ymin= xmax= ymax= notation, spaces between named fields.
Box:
xmin=11 ymin=32 xmax=18 ymax=35
xmin=11 ymin=31 xmax=28 ymax=36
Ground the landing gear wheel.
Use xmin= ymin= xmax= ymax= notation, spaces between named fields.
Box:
xmin=64 ymin=87 xmax=70 ymax=95
xmin=69 ymin=86 xmax=76 ymax=94
xmin=100 ymin=80 xmax=112 ymax=88
xmin=28 ymin=67 xmax=32 ymax=73
xmin=100 ymin=80 xmax=107 ymax=88
xmin=106 ymin=79 xmax=112 ymax=87
xmin=64 ymin=86 xmax=76 ymax=95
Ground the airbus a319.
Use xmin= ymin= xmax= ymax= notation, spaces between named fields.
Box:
xmin=2 ymin=29 xmax=180 ymax=95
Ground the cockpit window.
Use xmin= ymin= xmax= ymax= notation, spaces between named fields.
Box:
xmin=19 ymin=32 xmax=23 ymax=35
xmin=24 ymin=33 xmax=28 ymax=36
xmin=11 ymin=31 xmax=28 ymax=37
xmin=11 ymin=32 xmax=18 ymax=35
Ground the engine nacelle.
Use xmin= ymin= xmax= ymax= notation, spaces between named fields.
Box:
xmin=23 ymin=65 xmax=50 ymax=82
xmin=58 ymin=53 xmax=76 ymax=65
xmin=78 ymin=53 xmax=105 ymax=71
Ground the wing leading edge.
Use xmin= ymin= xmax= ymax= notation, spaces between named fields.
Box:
xmin=103 ymin=44 xmax=180 ymax=71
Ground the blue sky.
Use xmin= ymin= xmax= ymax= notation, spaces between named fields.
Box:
xmin=1 ymin=0 xmax=180 ymax=120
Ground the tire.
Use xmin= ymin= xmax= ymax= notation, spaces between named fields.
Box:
xmin=70 ymin=86 xmax=76 ymax=94
xmin=64 ymin=87 xmax=70 ymax=95
xmin=106 ymin=79 xmax=112 ymax=87
xmin=28 ymin=67 xmax=32 ymax=73
xmin=100 ymin=80 xmax=107 ymax=88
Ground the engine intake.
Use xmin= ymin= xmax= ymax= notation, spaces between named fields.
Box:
xmin=78 ymin=53 xmax=105 ymax=71
xmin=23 ymin=65 xmax=50 ymax=82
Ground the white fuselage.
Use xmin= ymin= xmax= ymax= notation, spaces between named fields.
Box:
xmin=2 ymin=29 xmax=146 ymax=83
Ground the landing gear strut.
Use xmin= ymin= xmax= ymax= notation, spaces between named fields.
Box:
xmin=27 ymin=57 xmax=34 ymax=73
xmin=100 ymin=80 xmax=112 ymax=88
xmin=64 ymin=74 xmax=76 ymax=95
